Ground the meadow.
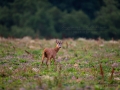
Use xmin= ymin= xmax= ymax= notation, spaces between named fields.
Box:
xmin=0 ymin=37 xmax=120 ymax=90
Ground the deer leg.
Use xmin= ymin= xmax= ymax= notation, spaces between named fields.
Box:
xmin=41 ymin=55 xmax=45 ymax=65
xmin=50 ymin=57 xmax=53 ymax=64
xmin=53 ymin=57 xmax=57 ymax=65
xmin=46 ymin=58 xmax=50 ymax=66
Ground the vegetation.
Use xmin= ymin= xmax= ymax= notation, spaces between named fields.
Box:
xmin=0 ymin=37 xmax=120 ymax=90
xmin=0 ymin=0 xmax=120 ymax=39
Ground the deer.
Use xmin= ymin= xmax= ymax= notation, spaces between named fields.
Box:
xmin=41 ymin=40 xmax=62 ymax=66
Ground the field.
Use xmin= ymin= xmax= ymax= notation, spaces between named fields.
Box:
xmin=0 ymin=37 xmax=120 ymax=90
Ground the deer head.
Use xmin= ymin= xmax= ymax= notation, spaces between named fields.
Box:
xmin=56 ymin=40 xmax=63 ymax=49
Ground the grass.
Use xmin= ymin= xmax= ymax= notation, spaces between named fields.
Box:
xmin=0 ymin=37 xmax=120 ymax=90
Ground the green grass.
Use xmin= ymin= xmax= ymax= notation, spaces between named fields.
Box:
xmin=0 ymin=38 xmax=120 ymax=90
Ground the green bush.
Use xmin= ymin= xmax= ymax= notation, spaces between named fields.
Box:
xmin=11 ymin=26 xmax=35 ymax=38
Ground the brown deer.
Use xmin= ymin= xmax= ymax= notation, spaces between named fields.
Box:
xmin=42 ymin=40 xmax=62 ymax=65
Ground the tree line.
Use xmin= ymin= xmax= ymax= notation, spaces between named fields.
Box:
xmin=0 ymin=0 xmax=120 ymax=39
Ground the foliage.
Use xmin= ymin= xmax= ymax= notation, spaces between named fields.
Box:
xmin=93 ymin=0 xmax=120 ymax=39
xmin=0 ymin=0 xmax=120 ymax=39
xmin=11 ymin=26 xmax=35 ymax=38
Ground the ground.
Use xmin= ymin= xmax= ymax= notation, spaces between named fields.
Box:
xmin=0 ymin=37 xmax=120 ymax=90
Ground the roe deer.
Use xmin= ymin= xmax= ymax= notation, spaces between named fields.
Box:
xmin=42 ymin=40 xmax=62 ymax=65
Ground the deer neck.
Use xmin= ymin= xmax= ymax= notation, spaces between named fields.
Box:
xmin=54 ymin=47 xmax=60 ymax=53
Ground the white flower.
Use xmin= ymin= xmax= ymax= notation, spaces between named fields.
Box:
xmin=32 ymin=68 xmax=39 ymax=72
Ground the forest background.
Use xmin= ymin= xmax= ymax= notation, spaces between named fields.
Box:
xmin=0 ymin=0 xmax=120 ymax=40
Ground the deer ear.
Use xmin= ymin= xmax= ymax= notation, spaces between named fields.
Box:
xmin=60 ymin=41 xmax=62 ymax=44
xmin=56 ymin=39 xmax=58 ymax=43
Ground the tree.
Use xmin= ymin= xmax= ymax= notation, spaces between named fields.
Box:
xmin=11 ymin=26 xmax=35 ymax=38
xmin=94 ymin=0 xmax=120 ymax=39
xmin=0 ymin=0 xmax=120 ymax=39
xmin=60 ymin=10 xmax=91 ymax=38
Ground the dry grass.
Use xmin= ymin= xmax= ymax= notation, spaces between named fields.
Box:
xmin=0 ymin=37 xmax=120 ymax=90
